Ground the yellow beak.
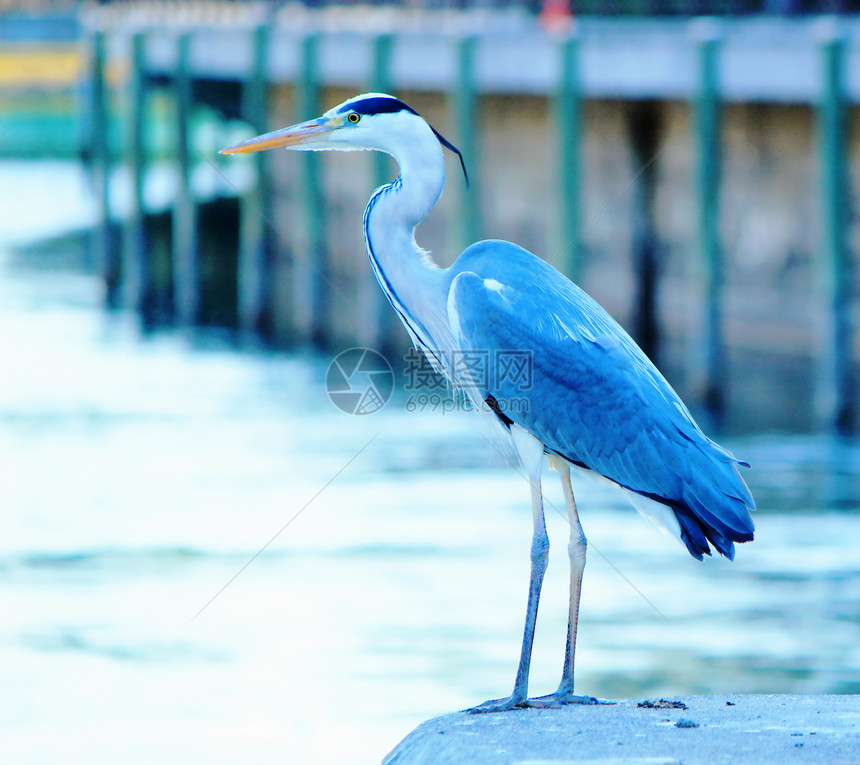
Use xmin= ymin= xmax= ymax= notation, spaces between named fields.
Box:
xmin=219 ymin=116 xmax=338 ymax=155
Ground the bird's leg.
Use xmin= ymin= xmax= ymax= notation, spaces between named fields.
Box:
xmin=468 ymin=472 xmax=549 ymax=713
xmin=542 ymin=460 xmax=596 ymax=706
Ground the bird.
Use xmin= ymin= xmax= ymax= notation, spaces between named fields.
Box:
xmin=221 ymin=93 xmax=756 ymax=713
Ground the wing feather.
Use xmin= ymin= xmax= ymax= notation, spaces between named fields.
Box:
xmin=447 ymin=240 xmax=755 ymax=560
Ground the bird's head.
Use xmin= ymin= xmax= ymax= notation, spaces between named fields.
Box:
xmin=220 ymin=92 xmax=468 ymax=184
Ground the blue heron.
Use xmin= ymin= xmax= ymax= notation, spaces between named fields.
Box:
xmin=221 ymin=93 xmax=755 ymax=713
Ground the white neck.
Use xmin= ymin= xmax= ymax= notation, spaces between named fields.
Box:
xmin=363 ymin=122 xmax=452 ymax=353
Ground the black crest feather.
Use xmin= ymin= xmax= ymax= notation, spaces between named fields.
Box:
xmin=430 ymin=125 xmax=470 ymax=188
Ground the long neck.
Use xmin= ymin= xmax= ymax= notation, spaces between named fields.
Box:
xmin=363 ymin=138 xmax=452 ymax=353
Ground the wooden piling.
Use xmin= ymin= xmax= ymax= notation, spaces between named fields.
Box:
xmin=816 ymin=20 xmax=854 ymax=434
xmin=86 ymin=29 xmax=121 ymax=308
xmin=369 ymin=32 xmax=399 ymax=354
xmin=237 ymin=23 xmax=275 ymax=342
xmin=295 ymin=32 xmax=329 ymax=349
xmin=172 ymin=31 xmax=200 ymax=328
xmin=693 ymin=21 xmax=725 ymax=422
xmin=626 ymin=100 xmax=661 ymax=366
xmin=553 ymin=31 xmax=582 ymax=284
xmin=123 ymin=31 xmax=153 ymax=325
xmin=370 ymin=33 xmax=395 ymax=192
xmin=452 ymin=34 xmax=481 ymax=254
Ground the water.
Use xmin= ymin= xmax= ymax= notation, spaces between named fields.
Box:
xmin=1 ymin=162 xmax=858 ymax=764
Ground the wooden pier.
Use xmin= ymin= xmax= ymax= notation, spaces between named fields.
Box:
xmin=79 ymin=4 xmax=860 ymax=433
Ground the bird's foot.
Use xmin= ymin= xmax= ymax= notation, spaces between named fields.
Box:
xmin=466 ymin=690 xmax=600 ymax=713
xmin=466 ymin=695 xmax=527 ymax=714
xmin=527 ymin=690 xmax=600 ymax=708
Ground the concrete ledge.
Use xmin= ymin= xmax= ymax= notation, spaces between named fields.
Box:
xmin=383 ymin=695 xmax=859 ymax=764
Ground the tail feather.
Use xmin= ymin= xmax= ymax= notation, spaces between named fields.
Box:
xmin=675 ymin=511 xmax=714 ymax=561
xmin=669 ymin=441 xmax=755 ymax=560
xmin=674 ymin=477 xmax=755 ymax=560
xmin=675 ymin=506 xmax=749 ymax=561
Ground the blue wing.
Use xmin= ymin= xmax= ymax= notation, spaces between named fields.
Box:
xmin=447 ymin=240 xmax=755 ymax=561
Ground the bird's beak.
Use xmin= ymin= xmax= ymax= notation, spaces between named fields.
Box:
xmin=219 ymin=116 xmax=339 ymax=155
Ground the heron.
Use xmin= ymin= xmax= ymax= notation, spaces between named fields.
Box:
xmin=221 ymin=93 xmax=755 ymax=713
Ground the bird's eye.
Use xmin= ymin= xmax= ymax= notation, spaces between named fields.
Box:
xmin=347 ymin=112 xmax=361 ymax=124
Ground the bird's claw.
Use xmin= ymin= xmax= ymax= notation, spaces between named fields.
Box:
xmin=467 ymin=691 xmax=599 ymax=713
xmin=529 ymin=690 xmax=600 ymax=707
xmin=466 ymin=695 xmax=527 ymax=714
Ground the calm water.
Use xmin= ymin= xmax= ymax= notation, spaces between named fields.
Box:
xmin=1 ymin=162 xmax=858 ymax=764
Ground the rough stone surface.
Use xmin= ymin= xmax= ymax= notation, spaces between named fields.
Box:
xmin=383 ymin=694 xmax=860 ymax=764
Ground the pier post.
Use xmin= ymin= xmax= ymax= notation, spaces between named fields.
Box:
xmin=627 ymin=100 xmax=661 ymax=366
xmin=86 ymin=29 xmax=121 ymax=308
xmin=172 ymin=31 xmax=200 ymax=328
xmin=453 ymin=34 xmax=481 ymax=254
xmin=553 ymin=31 xmax=583 ymax=284
xmin=369 ymin=32 xmax=399 ymax=355
xmin=237 ymin=22 xmax=275 ymax=342
xmin=295 ymin=32 xmax=329 ymax=349
xmin=693 ymin=20 xmax=725 ymax=422
xmin=123 ymin=31 xmax=153 ymax=326
xmin=816 ymin=20 xmax=854 ymax=434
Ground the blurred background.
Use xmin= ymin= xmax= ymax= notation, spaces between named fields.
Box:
xmin=2 ymin=0 xmax=859 ymax=763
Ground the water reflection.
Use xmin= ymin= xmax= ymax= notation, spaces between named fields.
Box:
xmin=743 ymin=435 xmax=860 ymax=513
xmin=1 ymin=162 xmax=858 ymax=765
